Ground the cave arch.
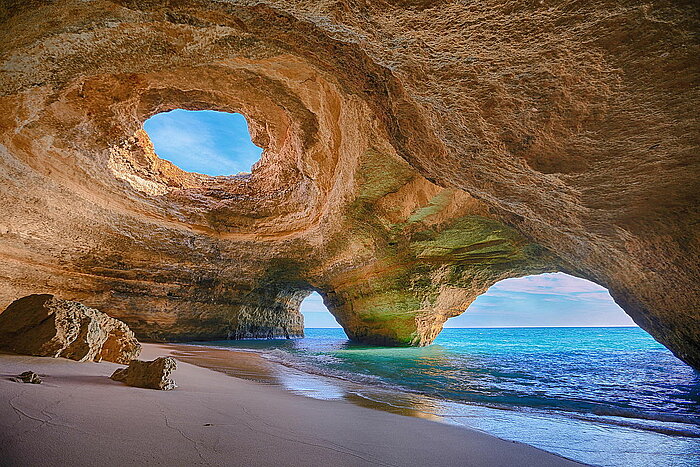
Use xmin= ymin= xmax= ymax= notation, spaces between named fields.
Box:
xmin=300 ymin=292 xmax=341 ymax=329
xmin=0 ymin=1 xmax=697 ymax=370
xmin=444 ymin=272 xmax=634 ymax=329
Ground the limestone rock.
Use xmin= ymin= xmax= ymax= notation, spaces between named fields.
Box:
xmin=14 ymin=371 xmax=41 ymax=384
xmin=0 ymin=295 xmax=141 ymax=364
xmin=110 ymin=357 xmax=177 ymax=391
xmin=0 ymin=2 xmax=698 ymax=368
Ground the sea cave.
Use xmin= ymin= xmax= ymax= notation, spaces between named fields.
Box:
xmin=0 ymin=1 xmax=698 ymax=466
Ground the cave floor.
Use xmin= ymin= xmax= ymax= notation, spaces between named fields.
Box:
xmin=0 ymin=344 xmax=583 ymax=466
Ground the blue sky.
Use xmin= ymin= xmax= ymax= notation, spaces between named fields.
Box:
xmin=144 ymin=110 xmax=635 ymax=329
xmin=143 ymin=109 xmax=262 ymax=175
xmin=300 ymin=292 xmax=341 ymax=328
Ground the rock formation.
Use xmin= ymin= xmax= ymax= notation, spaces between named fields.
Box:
xmin=0 ymin=295 xmax=141 ymax=364
xmin=14 ymin=371 xmax=42 ymax=384
xmin=111 ymin=357 xmax=177 ymax=390
xmin=0 ymin=2 xmax=698 ymax=367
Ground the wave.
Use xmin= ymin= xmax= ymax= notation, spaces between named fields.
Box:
xmin=260 ymin=348 xmax=405 ymax=390
xmin=568 ymin=413 xmax=700 ymax=438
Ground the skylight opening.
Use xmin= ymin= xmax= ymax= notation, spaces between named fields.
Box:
xmin=143 ymin=109 xmax=263 ymax=176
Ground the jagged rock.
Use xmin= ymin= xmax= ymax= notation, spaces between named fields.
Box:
xmin=14 ymin=371 xmax=41 ymax=384
xmin=0 ymin=295 xmax=141 ymax=364
xmin=110 ymin=357 xmax=177 ymax=390
xmin=0 ymin=2 xmax=698 ymax=368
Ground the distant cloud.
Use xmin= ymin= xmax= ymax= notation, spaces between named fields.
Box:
xmin=489 ymin=272 xmax=608 ymax=295
xmin=301 ymin=274 xmax=635 ymax=329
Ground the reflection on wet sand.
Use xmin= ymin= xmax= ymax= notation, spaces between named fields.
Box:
xmin=165 ymin=345 xmax=280 ymax=385
xmin=164 ymin=343 xmax=447 ymax=422
xmin=343 ymin=391 xmax=445 ymax=422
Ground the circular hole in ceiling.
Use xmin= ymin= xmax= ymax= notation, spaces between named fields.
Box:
xmin=143 ymin=109 xmax=263 ymax=176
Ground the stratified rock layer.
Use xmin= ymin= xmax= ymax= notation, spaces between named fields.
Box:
xmin=0 ymin=2 xmax=698 ymax=367
xmin=0 ymin=295 xmax=141 ymax=364
xmin=111 ymin=357 xmax=177 ymax=390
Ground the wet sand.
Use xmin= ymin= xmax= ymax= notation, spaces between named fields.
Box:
xmin=164 ymin=343 xmax=452 ymax=422
xmin=0 ymin=343 xmax=584 ymax=466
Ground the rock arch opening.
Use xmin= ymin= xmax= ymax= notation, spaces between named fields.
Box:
xmin=143 ymin=109 xmax=263 ymax=176
xmin=300 ymin=292 xmax=341 ymax=330
xmin=445 ymin=272 xmax=636 ymax=329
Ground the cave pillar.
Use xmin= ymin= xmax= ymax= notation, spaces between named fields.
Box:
xmin=228 ymin=288 xmax=307 ymax=340
xmin=323 ymin=278 xmax=506 ymax=347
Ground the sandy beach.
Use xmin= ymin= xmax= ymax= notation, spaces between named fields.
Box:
xmin=0 ymin=343 xmax=584 ymax=466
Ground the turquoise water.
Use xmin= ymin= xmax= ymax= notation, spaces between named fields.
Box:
xmin=194 ymin=327 xmax=700 ymax=466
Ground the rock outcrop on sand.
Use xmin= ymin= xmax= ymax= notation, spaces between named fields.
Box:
xmin=14 ymin=371 xmax=42 ymax=384
xmin=0 ymin=2 xmax=698 ymax=368
xmin=0 ymin=295 xmax=141 ymax=364
xmin=111 ymin=357 xmax=177 ymax=390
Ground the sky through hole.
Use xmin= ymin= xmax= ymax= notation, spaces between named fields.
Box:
xmin=144 ymin=109 xmax=263 ymax=176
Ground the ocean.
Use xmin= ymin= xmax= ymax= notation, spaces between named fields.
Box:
xmin=187 ymin=327 xmax=700 ymax=466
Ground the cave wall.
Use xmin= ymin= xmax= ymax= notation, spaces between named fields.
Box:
xmin=0 ymin=1 xmax=698 ymax=367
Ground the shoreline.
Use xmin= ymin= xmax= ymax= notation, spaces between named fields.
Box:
xmin=166 ymin=341 xmax=700 ymax=433
xmin=163 ymin=342 xmax=448 ymax=422
xmin=0 ymin=343 xmax=584 ymax=466
xmin=164 ymin=339 xmax=700 ymax=467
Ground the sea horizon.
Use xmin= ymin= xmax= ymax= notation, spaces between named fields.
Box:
xmin=306 ymin=325 xmax=642 ymax=329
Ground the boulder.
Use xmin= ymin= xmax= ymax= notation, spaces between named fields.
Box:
xmin=14 ymin=371 xmax=42 ymax=384
xmin=0 ymin=294 xmax=141 ymax=364
xmin=110 ymin=357 xmax=177 ymax=390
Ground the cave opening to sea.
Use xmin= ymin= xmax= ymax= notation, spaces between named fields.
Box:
xmin=190 ymin=273 xmax=699 ymax=467
xmin=142 ymin=109 xmax=263 ymax=176
xmin=445 ymin=272 xmax=636 ymax=328
xmin=300 ymin=291 xmax=340 ymax=329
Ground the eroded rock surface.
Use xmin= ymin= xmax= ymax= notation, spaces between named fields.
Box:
xmin=0 ymin=295 xmax=141 ymax=364
xmin=111 ymin=357 xmax=177 ymax=390
xmin=0 ymin=2 xmax=698 ymax=367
